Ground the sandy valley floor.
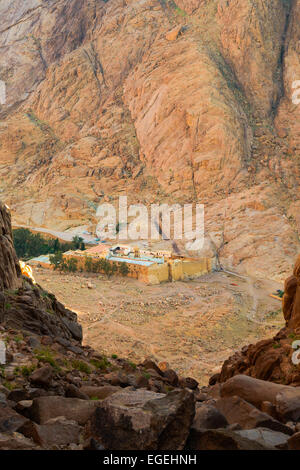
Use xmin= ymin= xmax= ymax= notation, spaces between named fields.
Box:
xmin=34 ymin=268 xmax=285 ymax=385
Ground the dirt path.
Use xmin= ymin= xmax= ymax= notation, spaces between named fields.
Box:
xmin=34 ymin=268 xmax=284 ymax=385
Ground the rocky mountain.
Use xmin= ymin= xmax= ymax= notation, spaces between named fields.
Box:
xmin=1 ymin=198 xmax=300 ymax=450
xmin=0 ymin=0 xmax=299 ymax=281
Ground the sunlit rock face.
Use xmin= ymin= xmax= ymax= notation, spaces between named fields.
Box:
xmin=0 ymin=0 xmax=299 ymax=280
xmin=0 ymin=202 xmax=21 ymax=291
xmin=284 ymin=255 xmax=300 ymax=331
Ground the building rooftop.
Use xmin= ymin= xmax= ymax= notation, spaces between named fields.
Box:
xmin=85 ymin=244 xmax=110 ymax=255
xmin=29 ymin=255 xmax=51 ymax=264
xmin=108 ymin=256 xmax=156 ymax=267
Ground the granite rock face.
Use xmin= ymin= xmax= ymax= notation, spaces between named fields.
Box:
xmin=88 ymin=388 xmax=195 ymax=450
xmin=0 ymin=203 xmax=21 ymax=291
xmin=0 ymin=200 xmax=82 ymax=341
xmin=0 ymin=0 xmax=298 ymax=281
xmin=283 ymin=255 xmax=300 ymax=331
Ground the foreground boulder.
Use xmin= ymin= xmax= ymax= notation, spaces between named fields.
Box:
xmin=0 ymin=432 xmax=38 ymax=450
xmin=215 ymin=396 xmax=293 ymax=435
xmin=192 ymin=403 xmax=228 ymax=430
xmin=87 ymin=388 xmax=195 ymax=450
xmin=29 ymin=366 xmax=53 ymax=388
xmin=288 ymin=432 xmax=300 ymax=450
xmin=28 ymin=396 xmax=98 ymax=425
xmin=275 ymin=388 xmax=300 ymax=422
xmin=79 ymin=385 xmax=121 ymax=400
xmin=0 ymin=404 xmax=27 ymax=433
xmin=220 ymin=375 xmax=296 ymax=408
xmin=19 ymin=418 xmax=81 ymax=447
xmin=186 ymin=428 xmax=271 ymax=450
xmin=235 ymin=428 xmax=289 ymax=450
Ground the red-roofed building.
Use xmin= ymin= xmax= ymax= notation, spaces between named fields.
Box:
xmin=85 ymin=244 xmax=111 ymax=257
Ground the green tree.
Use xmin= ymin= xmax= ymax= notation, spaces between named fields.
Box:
xmin=119 ymin=262 xmax=129 ymax=276
xmin=72 ymin=236 xmax=85 ymax=250
xmin=13 ymin=229 xmax=87 ymax=260
xmin=53 ymin=238 xmax=61 ymax=252
xmin=85 ymin=257 xmax=94 ymax=272
xmin=13 ymin=228 xmax=32 ymax=258
xmin=49 ymin=252 xmax=64 ymax=270
xmin=65 ymin=258 xmax=78 ymax=273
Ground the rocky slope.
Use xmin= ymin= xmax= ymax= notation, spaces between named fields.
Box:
xmin=0 ymin=200 xmax=198 ymax=449
xmin=0 ymin=202 xmax=82 ymax=339
xmin=0 ymin=0 xmax=299 ymax=281
xmin=213 ymin=254 xmax=300 ymax=386
xmin=1 ymin=205 xmax=300 ymax=450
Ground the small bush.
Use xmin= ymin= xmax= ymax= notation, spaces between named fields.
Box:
xmin=14 ymin=335 xmax=23 ymax=343
xmin=34 ymin=348 xmax=59 ymax=369
xmin=119 ymin=263 xmax=129 ymax=276
xmin=2 ymin=380 xmax=16 ymax=391
xmin=72 ymin=360 xmax=91 ymax=374
xmin=15 ymin=365 xmax=36 ymax=377
xmin=90 ymin=357 xmax=111 ymax=371
xmin=127 ymin=361 xmax=137 ymax=370
xmin=142 ymin=371 xmax=151 ymax=380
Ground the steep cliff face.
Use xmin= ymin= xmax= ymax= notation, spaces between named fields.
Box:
xmin=0 ymin=201 xmax=82 ymax=341
xmin=217 ymin=0 xmax=287 ymax=118
xmin=0 ymin=203 xmax=21 ymax=291
xmin=275 ymin=0 xmax=300 ymax=155
xmin=0 ymin=0 xmax=299 ymax=281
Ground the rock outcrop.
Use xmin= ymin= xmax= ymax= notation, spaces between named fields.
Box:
xmin=283 ymin=255 xmax=300 ymax=330
xmin=0 ymin=324 xmax=200 ymax=450
xmin=1 ymin=321 xmax=299 ymax=451
xmin=88 ymin=388 xmax=195 ymax=450
xmin=0 ymin=201 xmax=82 ymax=341
xmin=0 ymin=203 xmax=21 ymax=291
xmin=213 ymin=255 xmax=300 ymax=386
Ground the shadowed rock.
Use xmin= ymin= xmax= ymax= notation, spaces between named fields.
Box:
xmin=283 ymin=255 xmax=300 ymax=331
xmin=88 ymin=388 xmax=195 ymax=450
xmin=215 ymin=395 xmax=293 ymax=435
xmin=186 ymin=428 xmax=272 ymax=450
xmin=0 ymin=200 xmax=82 ymax=342
xmin=0 ymin=203 xmax=21 ymax=291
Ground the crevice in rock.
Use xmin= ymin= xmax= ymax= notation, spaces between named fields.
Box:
xmin=0 ymin=5 xmax=44 ymax=35
xmin=272 ymin=0 xmax=296 ymax=118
